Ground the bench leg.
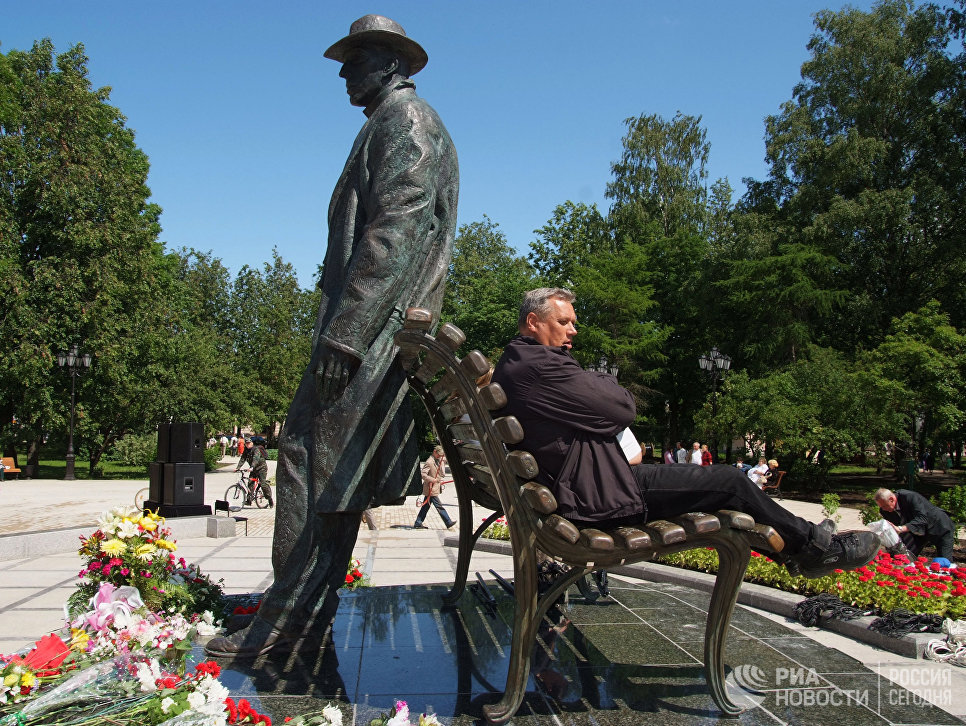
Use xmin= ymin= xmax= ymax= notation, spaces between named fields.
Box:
xmin=443 ymin=502 xmax=501 ymax=606
xmin=483 ymin=552 xmax=588 ymax=724
xmin=706 ymin=534 xmax=752 ymax=716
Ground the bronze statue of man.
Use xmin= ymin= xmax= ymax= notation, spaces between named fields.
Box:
xmin=207 ymin=14 xmax=459 ymax=657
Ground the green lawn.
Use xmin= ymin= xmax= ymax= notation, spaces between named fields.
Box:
xmin=23 ymin=459 xmax=150 ymax=480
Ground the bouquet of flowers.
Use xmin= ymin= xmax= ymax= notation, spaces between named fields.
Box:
xmin=343 ymin=559 xmax=368 ymax=590
xmin=368 ymin=701 xmax=441 ymax=726
xmin=70 ymin=505 xmax=224 ymax=620
xmin=70 ymin=582 xmax=219 ymax=666
xmin=0 ymin=631 xmax=75 ymax=705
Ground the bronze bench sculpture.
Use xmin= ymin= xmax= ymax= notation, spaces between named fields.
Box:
xmin=394 ymin=308 xmax=785 ymax=724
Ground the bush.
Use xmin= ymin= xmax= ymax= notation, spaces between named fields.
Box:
xmin=203 ymin=445 xmax=221 ymax=472
xmin=111 ymin=433 xmax=157 ymax=468
xmin=860 ymin=490 xmax=882 ymax=525
xmin=266 ymin=448 xmax=278 ymax=461
xmin=934 ymin=485 xmax=966 ymax=527
xmin=821 ymin=493 xmax=841 ymax=524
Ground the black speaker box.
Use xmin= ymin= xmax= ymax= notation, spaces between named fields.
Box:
xmin=169 ymin=422 xmax=205 ymax=463
xmin=161 ymin=462 xmax=205 ymax=506
xmin=148 ymin=461 xmax=165 ymax=503
xmin=156 ymin=424 xmax=172 ymax=463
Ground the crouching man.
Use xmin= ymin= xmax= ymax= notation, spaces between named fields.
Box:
xmin=492 ymin=288 xmax=880 ymax=579
xmin=875 ymin=487 xmax=955 ymax=563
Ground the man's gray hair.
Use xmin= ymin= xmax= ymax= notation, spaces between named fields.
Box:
xmin=874 ymin=487 xmax=894 ymax=502
xmin=518 ymin=287 xmax=575 ymax=329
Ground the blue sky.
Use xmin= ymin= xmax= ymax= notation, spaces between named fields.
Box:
xmin=4 ymin=1 xmax=876 ymax=287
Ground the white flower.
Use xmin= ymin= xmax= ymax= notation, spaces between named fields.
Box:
xmin=386 ymin=701 xmax=410 ymax=726
xmin=195 ymin=616 xmax=219 ymax=638
xmin=161 ymin=696 xmax=177 ymax=713
xmin=322 ymin=704 xmax=343 ymax=725
xmin=116 ymin=518 xmax=140 ymax=539
xmin=196 ymin=674 xmax=230 ymax=707
xmin=135 ymin=659 xmax=162 ymax=692
xmin=187 ymin=690 xmax=206 ymax=710
xmin=419 ymin=715 xmax=442 ymax=726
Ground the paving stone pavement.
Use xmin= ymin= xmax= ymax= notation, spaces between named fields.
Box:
xmin=3 ymin=463 xmax=966 ymax=723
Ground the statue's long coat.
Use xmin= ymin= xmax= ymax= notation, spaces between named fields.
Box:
xmin=261 ymin=80 xmax=458 ymax=627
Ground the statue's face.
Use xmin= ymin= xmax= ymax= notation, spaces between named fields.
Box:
xmin=339 ymin=46 xmax=391 ymax=107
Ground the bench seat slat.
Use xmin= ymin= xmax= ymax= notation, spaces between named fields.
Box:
xmin=673 ymin=512 xmax=722 ymax=536
xmin=715 ymin=510 xmax=756 ymax=531
xmin=544 ymin=514 xmax=580 ymax=544
xmin=456 ymin=442 xmax=486 ymax=465
xmin=439 ymin=397 xmax=466 ymax=422
xmin=579 ymin=528 xmax=615 ymax=551
xmin=435 ymin=322 xmax=466 ymax=351
xmin=479 ymin=382 xmax=507 ymax=410
xmin=493 ymin=416 xmax=524 ymax=444
xmin=644 ymin=519 xmax=687 ymax=546
xmin=609 ymin=526 xmax=652 ymax=551
xmin=747 ymin=524 xmax=784 ymax=553
xmin=414 ymin=352 xmax=446 ymax=384
xmin=448 ymin=422 xmax=482 ymax=443
xmin=521 ymin=482 xmax=557 ymax=514
xmin=506 ymin=450 xmax=538 ymax=479
xmin=430 ymin=373 xmax=458 ymax=403
xmin=460 ymin=350 xmax=491 ymax=378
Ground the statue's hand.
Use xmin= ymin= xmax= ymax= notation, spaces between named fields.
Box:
xmin=314 ymin=346 xmax=359 ymax=406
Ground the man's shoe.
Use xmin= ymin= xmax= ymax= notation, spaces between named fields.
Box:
xmin=205 ymin=617 xmax=294 ymax=658
xmin=413 ymin=523 xmax=428 ymax=529
xmin=790 ymin=530 xmax=880 ymax=579
xmin=447 ymin=521 xmax=458 ymax=530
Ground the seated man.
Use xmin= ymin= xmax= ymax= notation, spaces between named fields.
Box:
xmin=492 ymin=288 xmax=879 ymax=579
xmin=875 ymin=487 xmax=955 ymax=562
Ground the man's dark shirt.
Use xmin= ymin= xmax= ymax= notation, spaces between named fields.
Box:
xmin=491 ymin=335 xmax=644 ymax=523
xmin=880 ymin=489 xmax=954 ymax=541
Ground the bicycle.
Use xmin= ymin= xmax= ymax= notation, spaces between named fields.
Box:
xmin=225 ymin=470 xmax=270 ymax=509
xmin=134 ymin=487 xmax=149 ymax=509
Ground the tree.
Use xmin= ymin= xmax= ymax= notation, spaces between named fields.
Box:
xmin=529 ymin=202 xmax=613 ymax=288
xmin=442 ymin=216 xmax=535 ymax=359
xmin=229 ymin=249 xmax=319 ymax=440
xmin=603 ymin=112 xmax=721 ymax=444
xmin=867 ymin=301 xmax=966 ymax=462
xmin=709 ymin=346 xmax=906 ymax=482
xmin=606 ymin=111 xmax=710 ymax=239
xmin=759 ymin=0 xmax=966 ymax=347
xmin=0 ymin=40 xmax=166 ymax=471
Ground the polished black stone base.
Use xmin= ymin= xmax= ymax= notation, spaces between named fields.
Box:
xmin=197 ymin=581 xmax=965 ymax=725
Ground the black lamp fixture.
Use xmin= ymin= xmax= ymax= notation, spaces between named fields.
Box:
xmin=699 ymin=347 xmax=732 ymax=419
xmin=56 ymin=344 xmax=92 ymax=480
xmin=595 ymin=354 xmax=619 ymax=378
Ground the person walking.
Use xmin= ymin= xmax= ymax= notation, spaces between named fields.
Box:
xmin=413 ymin=446 xmax=456 ymax=529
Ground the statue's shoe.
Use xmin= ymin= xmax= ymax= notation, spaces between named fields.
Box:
xmin=205 ymin=616 xmax=295 ymax=658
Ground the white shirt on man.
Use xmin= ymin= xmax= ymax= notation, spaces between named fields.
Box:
xmin=748 ymin=463 xmax=769 ymax=487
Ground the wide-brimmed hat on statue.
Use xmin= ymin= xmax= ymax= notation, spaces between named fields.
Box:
xmin=324 ymin=15 xmax=428 ymax=75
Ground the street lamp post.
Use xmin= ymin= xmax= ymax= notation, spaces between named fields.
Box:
xmin=594 ymin=354 xmax=619 ymax=378
xmin=57 ymin=344 xmax=92 ymax=480
xmin=698 ymin=347 xmax=731 ymax=459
